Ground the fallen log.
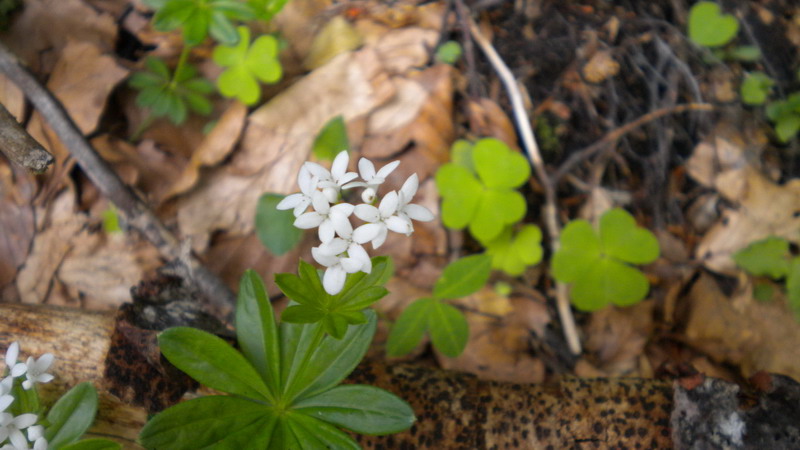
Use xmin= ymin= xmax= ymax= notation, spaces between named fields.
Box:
xmin=1 ymin=300 xmax=797 ymax=449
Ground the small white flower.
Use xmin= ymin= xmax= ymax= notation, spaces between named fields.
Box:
xmin=0 ymin=413 xmax=38 ymax=449
xmin=304 ymin=151 xmax=358 ymax=203
xmin=318 ymin=218 xmax=379 ymax=274
xmin=27 ymin=425 xmax=47 ymax=450
xmin=344 ymin=158 xmax=400 ymax=203
xmin=311 ymin=246 xmax=364 ymax=295
xmin=354 ymin=191 xmax=409 ymax=249
xmin=276 ymin=166 xmax=318 ymax=217
xmin=21 ymin=354 xmax=53 ymax=390
xmin=4 ymin=343 xmax=25 ymax=379
xmin=294 ymin=192 xmax=354 ymax=243
xmin=393 ymin=173 xmax=434 ymax=235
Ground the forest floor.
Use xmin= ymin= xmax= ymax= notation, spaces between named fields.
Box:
xmin=1 ymin=0 xmax=800 ymax=395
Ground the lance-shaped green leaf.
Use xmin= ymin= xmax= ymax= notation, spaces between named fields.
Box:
xmin=293 ymin=384 xmax=416 ymax=435
xmin=138 ymin=396 xmax=274 ymax=449
xmin=213 ymin=26 xmax=282 ymax=105
xmin=283 ymin=411 xmax=361 ymax=449
xmin=313 ymin=116 xmax=349 ymax=161
xmin=159 ymin=327 xmax=271 ymax=400
xmin=150 ymin=0 xmax=255 ymax=46
xmin=60 ymin=439 xmax=122 ymax=450
xmin=386 ymin=298 xmax=435 ymax=357
xmin=429 ymin=300 xmax=469 ymax=357
xmin=236 ymin=270 xmax=281 ymax=398
xmin=433 ymin=253 xmax=492 ymax=299
xmin=256 ymin=193 xmax=304 ymax=256
xmin=128 ymin=57 xmax=214 ymax=125
xmin=44 ymin=382 xmax=98 ymax=449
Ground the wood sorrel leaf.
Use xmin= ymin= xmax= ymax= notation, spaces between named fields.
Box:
xmin=472 ymin=138 xmax=530 ymax=189
xmin=436 ymin=163 xmax=482 ymax=229
xmin=570 ymin=258 xmax=650 ymax=310
xmin=159 ymin=327 xmax=271 ymax=400
xmin=45 ymin=382 xmax=98 ymax=449
xmin=428 ymin=300 xmax=469 ymax=357
xmin=293 ymin=384 xmax=415 ymax=435
xmin=688 ymin=1 xmax=739 ymax=48
xmin=386 ymin=298 xmax=435 ymax=357
xmin=600 ymin=208 xmax=659 ymax=264
xmin=551 ymin=220 xmax=601 ymax=282
xmin=486 ymin=225 xmax=544 ymax=276
xmin=280 ymin=310 xmax=376 ymax=403
xmin=313 ymin=116 xmax=349 ymax=161
xmin=236 ymin=270 xmax=281 ymax=398
xmin=138 ymin=396 xmax=274 ymax=449
xmin=733 ymin=236 xmax=791 ymax=279
xmin=433 ymin=253 xmax=492 ymax=299
xmin=256 ymin=193 xmax=303 ymax=256
xmin=213 ymin=26 xmax=282 ymax=104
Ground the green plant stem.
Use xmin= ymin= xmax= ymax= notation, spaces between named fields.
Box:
xmin=170 ymin=45 xmax=192 ymax=87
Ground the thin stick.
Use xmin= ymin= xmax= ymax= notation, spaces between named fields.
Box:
xmin=466 ymin=17 xmax=581 ymax=354
xmin=0 ymin=101 xmax=54 ymax=172
xmin=0 ymin=42 xmax=236 ymax=320
xmin=554 ymin=102 xmax=714 ymax=182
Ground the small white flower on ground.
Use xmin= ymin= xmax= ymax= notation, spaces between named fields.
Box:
xmin=318 ymin=219 xmax=379 ymax=274
xmin=0 ymin=413 xmax=38 ymax=449
xmin=311 ymin=246 xmax=365 ymax=295
xmin=354 ymin=191 xmax=410 ymax=249
xmin=276 ymin=166 xmax=317 ymax=217
xmin=4 ymin=343 xmax=25 ymax=380
xmin=294 ymin=191 xmax=354 ymax=243
xmin=344 ymin=158 xmax=400 ymax=203
xmin=394 ymin=173 xmax=435 ymax=235
xmin=21 ymin=354 xmax=53 ymax=390
xmin=27 ymin=425 xmax=47 ymax=450
xmin=304 ymin=151 xmax=358 ymax=203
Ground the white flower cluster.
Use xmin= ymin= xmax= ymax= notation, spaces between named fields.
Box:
xmin=0 ymin=342 xmax=52 ymax=450
xmin=278 ymin=151 xmax=434 ymax=295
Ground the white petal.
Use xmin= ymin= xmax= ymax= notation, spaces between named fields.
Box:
xmin=342 ymin=181 xmax=366 ymax=190
xmin=352 ymin=223 xmax=380 ymax=244
xmin=338 ymin=172 xmax=358 ymax=186
xmin=323 ymin=266 xmax=346 ymax=295
xmin=330 ymin=202 xmax=355 ymax=217
xmin=294 ymin=212 xmax=324 ymax=229
xmin=22 ymin=380 xmax=32 ymax=390
xmin=27 ymin=425 xmax=43 ymax=441
xmin=304 ymin=161 xmax=331 ymax=181
xmin=0 ymin=395 xmax=11 ymax=412
xmin=379 ymin=191 xmax=399 ymax=218
xmin=33 ymin=437 xmax=47 ymax=450
xmin=35 ymin=374 xmax=53 ymax=384
xmin=348 ymin=243 xmax=371 ymax=273
xmin=13 ymin=413 xmax=37 ymax=428
xmin=0 ymin=377 xmax=11 ymax=394
xmin=372 ymin=226 xmax=388 ymax=249
xmin=276 ymin=193 xmax=303 ymax=210
xmin=311 ymin=191 xmax=330 ymax=214
xmin=312 ymin=247 xmax=340 ymax=267
xmin=319 ymin=238 xmax=349 ymax=256
xmin=404 ymin=203 xmax=434 ymax=222
xmin=5 ymin=342 xmax=18 ymax=368
xmin=340 ymin=257 xmax=363 ymax=273
xmin=375 ymin=160 xmax=400 ymax=180
xmin=298 ymin=166 xmax=316 ymax=195
xmin=35 ymin=354 xmax=53 ymax=371
xmin=318 ymin=219 xmax=336 ymax=243
xmin=355 ymin=204 xmax=380 ymax=223
xmin=386 ymin=215 xmax=413 ymax=235
xmin=400 ymin=173 xmax=419 ymax=202
xmin=323 ymin=186 xmax=339 ymax=204
xmin=331 ymin=151 xmax=350 ymax=179
xmin=10 ymin=430 xmax=27 ymax=449
xmin=358 ymin=158 xmax=376 ymax=180
xmin=293 ymin=198 xmax=311 ymax=217
xmin=330 ymin=212 xmax=353 ymax=238
xmin=10 ymin=363 xmax=26 ymax=378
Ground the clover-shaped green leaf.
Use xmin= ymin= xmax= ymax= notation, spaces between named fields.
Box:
xmin=150 ymin=0 xmax=255 ymax=46
xmin=275 ymin=257 xmax=392 ymax=339
xmin=140 ymin=271 xmax=414 ymax=449
xmin=128 ymin=56 xmax=214 ymax=125
xmin=740 ymin=72 xmax=774 ymax=106
xmin=436 ymin=138 xmax=530 ymax=243
xmin=485 ymin=224 xmax=543 ymax=276
xmin=213 ymin=26 xmax=282 ymax=105
xmin=688 ymin=1 xmax=739 ymax=48
xmin=552 ymin=208 xmax=659 ymax=311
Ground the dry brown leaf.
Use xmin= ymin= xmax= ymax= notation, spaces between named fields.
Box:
xmin=466 ymin=98 xmax=518 ymax=149
xmin=0 ymin=163 xmax=35 ymax=299
xmin=582 ymin=50 xmax=620 ymax=83
xmin=439 ymin=288 xmax=545 ymax=384
xmin=176 ymin=48 xmax=396 ymax=251
xmin=0 ymin=74 xmax=24 ymax=119
xmin=1 ymin=0 xmax=117 ymax=73
xmin=684 ymin=273 xmax=800 ymax=381
xmin=584 ymin=302 xmax=654 ymax=376
xmin=166 ymin=102 xmax=248 ymax=199
xmin=304 ymin=15 xmax=363 ymax=70
xmin=372 ymin=27 xmax=437 ymax=74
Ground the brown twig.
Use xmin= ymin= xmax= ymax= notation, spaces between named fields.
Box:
xmin=466 ymin=17 xmax=582 ymax=354
xmin=0 ymin=101 xmax=54 ymax=172
xmin=553 ymin=102 xmax=714 ymax=182
xmin=0 ymin=41 xmax=236 ymax=320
